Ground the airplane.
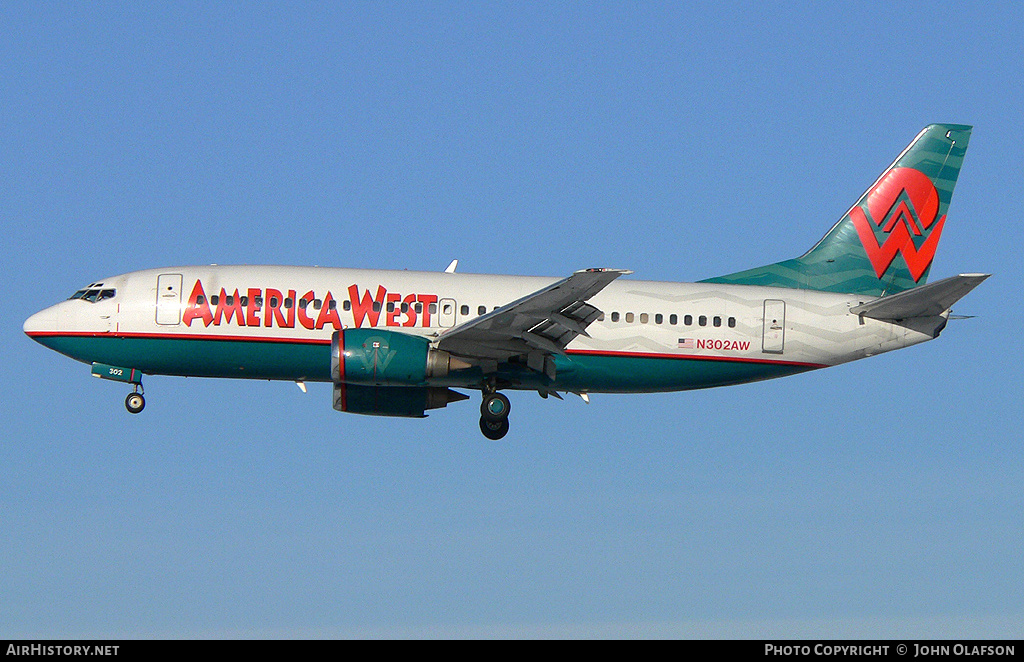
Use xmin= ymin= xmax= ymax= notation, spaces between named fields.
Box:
xmin=24 ymin=124 xmax=988 ymax=439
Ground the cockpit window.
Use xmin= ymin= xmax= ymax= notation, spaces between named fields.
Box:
xmin=69 ymin=287 xmax=116 ymax=303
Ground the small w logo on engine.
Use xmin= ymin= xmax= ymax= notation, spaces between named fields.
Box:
xmin=357 ymin=336 xmax=397 ymax=375
xmin=850 ymin=167 xmax=945 ymax=282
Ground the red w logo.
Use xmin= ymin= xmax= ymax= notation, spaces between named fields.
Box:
xmin=850 ymin=167 xmax=945 ymax=282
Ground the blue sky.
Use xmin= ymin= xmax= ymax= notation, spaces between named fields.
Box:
xmin=2 ymin=2 xmax=1022 ymax=638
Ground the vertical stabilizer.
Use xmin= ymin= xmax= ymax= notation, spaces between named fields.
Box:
xmin=702 ymin=124 xmax=972 ymax=296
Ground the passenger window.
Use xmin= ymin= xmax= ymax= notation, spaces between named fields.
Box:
xmin=640 ymin=313 xmax=649 ymax=324
xmin=196 ymin=295 xmax=205 ymax=305
xmin=299 ymin=298 xmax=307 ymax=308
xmin=210 ymin=295 xmax=219 ymax=306
xmin=401 ymin=302 xmax=408 ymax=313
xmin=684 ymin=314 xmax=693 ymax=326
xmin=313 ymin=299 xmax=321 ymax=310
xmin=284 ymin=298 xmax=293 ymax=308
xmin=669 ymin=314 xmax=677 ymax=325
xmin=343 ymin=300 xmax=351 ymax=311
xmin=226 ymin=295 xmax=235 ymax=306
xmin=713 ymin=316 xmax=721 ymax=327
xmin=611 ymin=312 xmax=620 ymax=322
xmin=329 ymin=300 xmax=337 ymax=311
xmin=728 ymin=317 xmax=736 ymax=328
xmin=699 ymin=315 xmax=707 ymax=326
xmin=625 ymin=312 xmax=634 ymax=323
xmin=414 ymin=302 xmax=422 ymax=313
xmin=461 ymin=305 xmax=469 ymax=315
xmin=429 ymin=303 xmax=437 ymax=315
xmin=387 ymin=302 xmax=395 ymax=312
xmin=372 ymin=301 xmax=381 ymax=312
xmin=478 ymin=305 xmax=486 ymax=315
xmin=269 ymin=297 xmax=279 ymax=308
xmin=655 ymin=313 xmax=663 ymax=324
xmin=241 ymin=296 xmax=249 ymax=306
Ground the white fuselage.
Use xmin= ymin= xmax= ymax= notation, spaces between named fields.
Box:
xmin=24 ymin=265 xmax=946 ymax=394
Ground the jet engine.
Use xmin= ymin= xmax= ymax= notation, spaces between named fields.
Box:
xmin=333 ymin=382 xmax=469 ymax=417
xmin=330 ymin=329 xmax=468 ymax=386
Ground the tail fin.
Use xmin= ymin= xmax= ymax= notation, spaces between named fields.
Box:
xmin=702 ymin=124 xmax=972 ymax=296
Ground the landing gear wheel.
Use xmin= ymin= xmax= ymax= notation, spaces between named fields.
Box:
xmin=480 ymin=392 xmax=511 ymax=421
xmin=125 ymin=392 xmax=146 ymax=414
xmin=479 ymin=416 xmax=510 ymax=440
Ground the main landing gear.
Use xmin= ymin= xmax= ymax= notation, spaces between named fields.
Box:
xmin=125 ymin=385 xmax=145 ymax=414
xmin=479 ymin=389 xmax=511 ymax=440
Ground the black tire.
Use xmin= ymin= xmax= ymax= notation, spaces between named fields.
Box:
xmin=480 ymin=392 xmax=511 ymax=421
xmin=125 ymin=393 xmax=145 ymax=414
xmin=479 ymin=416 xmax=510 ymax=440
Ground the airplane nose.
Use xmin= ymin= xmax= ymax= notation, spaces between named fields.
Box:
xmin=24 ymin=308 xmax=57 ymax=337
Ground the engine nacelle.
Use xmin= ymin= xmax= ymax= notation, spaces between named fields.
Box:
xmin=331 ymin=329 xmax=463 ymax=386
xmin=333 ymin=383 xmax=469 ymax=418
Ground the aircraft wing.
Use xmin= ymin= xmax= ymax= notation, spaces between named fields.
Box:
xmin=850 ymin=273 xmax=990 ymax=320
xmin=435 ymin=268 xmax=630 ymax=377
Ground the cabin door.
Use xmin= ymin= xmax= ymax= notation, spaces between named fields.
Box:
xmin=156 ymin=274 xmax=183 ymax=325
xmin=762 ymin=299 xmax=785 ymax=354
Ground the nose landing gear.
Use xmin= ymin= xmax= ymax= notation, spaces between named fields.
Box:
xmin=479 ymin=390 xmax=511 ymax=440
xmin=125 ymin=385 xmax=145 ymax=414
xmin=90 ymin=363 xmax=146 ymax=414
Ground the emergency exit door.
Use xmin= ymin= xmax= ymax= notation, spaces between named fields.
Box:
xmin=438 ymin=298 xmax=457 ymax=328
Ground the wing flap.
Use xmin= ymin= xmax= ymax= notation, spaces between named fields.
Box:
xmin=436 ymin=268 xmax=630 ymax=368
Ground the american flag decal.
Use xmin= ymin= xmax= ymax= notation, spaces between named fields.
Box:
xmin=677 ymin=338 xmax=694 ymax=349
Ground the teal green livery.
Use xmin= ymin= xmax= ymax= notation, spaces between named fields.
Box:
xmin=702 ymin=124 xmax=971 ymax=296
xmin=23 ymin=124 xmax=987 ymax=440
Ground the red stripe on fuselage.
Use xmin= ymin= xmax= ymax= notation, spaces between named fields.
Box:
xmin=338 ymin=329 xmax=346 ymax=383
xmin=25 ymin=330 xmax=333 ymax=345
xmin=27 ymin=330 xmax=826 ymax=369
xmin=564 ymin=348 xmax=827 ymax=369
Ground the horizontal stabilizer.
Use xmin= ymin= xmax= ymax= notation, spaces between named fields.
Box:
xmin=850 ymin=274 xmax=990 ymax=320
